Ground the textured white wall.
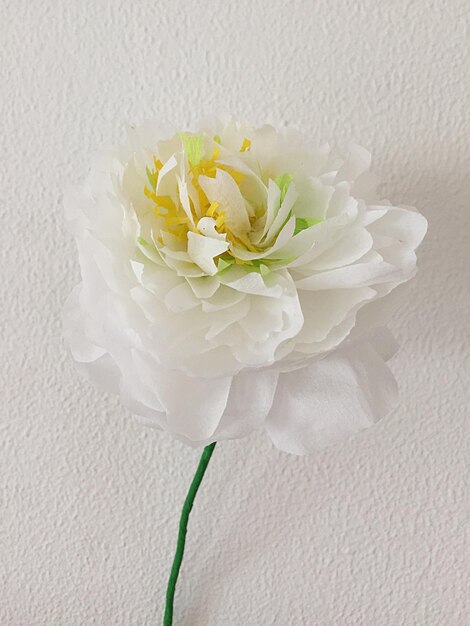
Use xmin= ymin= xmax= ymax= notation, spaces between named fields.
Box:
xmin=1 ymin=1 xmax=469 ymax=624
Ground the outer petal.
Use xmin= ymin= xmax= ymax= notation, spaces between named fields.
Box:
xmin=131 ymin=351 xmax=233 ymax=441
xmin=368 ymin=206 xmax=428 ymax=249
xmin=294 ymin=286 xmax=376 ymax=350
xmin=212 ymin=369 xmax=279 ymax=440
xmin=126 ymin=362 xmax=279 ymax=446
xmin=264 ymin=339 xmax=398 ymax=454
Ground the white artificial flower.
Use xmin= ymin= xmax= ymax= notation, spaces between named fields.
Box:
xmin=63 ymin=116 xmax=427 ymax=454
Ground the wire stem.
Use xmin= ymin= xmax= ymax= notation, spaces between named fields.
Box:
xmin=163 ymin=442 xmax=217 ymax=626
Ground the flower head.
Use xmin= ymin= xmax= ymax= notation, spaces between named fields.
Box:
xmin=63 ymin=116 xmax=427 ymax=453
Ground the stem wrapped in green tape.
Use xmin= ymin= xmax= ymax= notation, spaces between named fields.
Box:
xmin=163 ymin=442 xmax=217 ymax=626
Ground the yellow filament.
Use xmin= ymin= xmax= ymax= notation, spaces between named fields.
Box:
xmin=146 ymin=157 xmax=163 ymax=190
xmin=215 ymin=212 xmax=226 ymax=229
xmin=206 ymin=201 xmax=220 ymax=218
xmin=220 ymin=167 xmax=245 ymax=185
xmin=240 ymin=138 xmax=251 ymax=152
xmin=143 ymin=147 xmax=255 ymax=254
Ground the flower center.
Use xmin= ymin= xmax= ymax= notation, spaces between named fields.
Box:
xmin=143 ymin=136 xmax=259 ymax=261
xmin=138 ymin=133 xmax=322 ymax=277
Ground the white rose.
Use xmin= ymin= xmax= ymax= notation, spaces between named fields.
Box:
xmin=63 ymin=116 xmax=427 ymax=454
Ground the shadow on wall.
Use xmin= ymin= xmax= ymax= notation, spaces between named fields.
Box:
xmin=380 ymin=147 xmax=470 ymax=270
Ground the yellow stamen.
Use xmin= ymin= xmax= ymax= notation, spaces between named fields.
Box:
xmin=240 ymin=138 xmax=251 ymax=152
xmin=156 ymin=196 xmax=177 ymax=212
xmin=225 ymin=168 xmax=245 ymax=185
xmin=144 ymin=186 xmax=158 ymax=202
xmin=167 ymin=214 xmax=190 ymax=226
xmin=215 ymin=212 xmax=226 ymax=229
xmin=142 ymin=146 xmax=261 ymax=263
xmin=206 ymin=201 xmax=220 ymax=218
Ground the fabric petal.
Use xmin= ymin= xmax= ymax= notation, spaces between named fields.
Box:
xmin=199 ymin=169 xmax=251 ymax=238
xmin=294 ymin=255 xmax=400 ymax=290
xmin=212 ymin=369 xmax=279 ymax=440
xmin=132 ymin=353 xmax=233 ymax=441
xmin=265 ymin=340 xmax=398 ymax=454
xmin=187 ymin=231 xmax=229 ymax=275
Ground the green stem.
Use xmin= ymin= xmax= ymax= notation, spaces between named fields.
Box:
xmin=163 ymin=442 xmax=217 ymax=626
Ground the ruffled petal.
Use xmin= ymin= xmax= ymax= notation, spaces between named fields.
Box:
xmin=199 ymin=169 xmax=251 ymax=238
xmin=212 ymin=369 xmax=279 ymax=440
xmin=265 ymin=340 xmax=398 ymax=454
xmin=64 ymin=117 xmax=426 ymax=451
xmin=187 ymin=231 xmax=229 ymax=275
xmin=131 ymin=351 xmax=233 ymax=441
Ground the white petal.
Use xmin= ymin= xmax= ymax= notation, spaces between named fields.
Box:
xmin=296 ymin=287 xmax=375 ymax=344
xmin=363 ymin=207 xmax=388 ymax=226
xmin=205 ymin=297 xmax=250 ymax=340
xmin=216 ymin=157 xmax=267 ymax=204
xmin=219 ymin=267 xmax=284 ymax=297
xmin=199 ymin=169 xmax=251 ymax=238
xmin=201 ymin=285 xmax=245 ymax=312
xmin=197 ymin=216 xmax=227 ymax=240
xmin=265 ymin=340 xmax=398 ymax=454
xmin=130 ymin=260 xmax=144 ymax=282
xmin=187 ymin=231 xmax=229 ymax=275
xmin=286 ymin=205 xmax=359 ymax=268
xmin=213 ymin=369 xmax=279 ymax=440
xmin=260 ymin=179 xmax=282 ymax=239
xmin=230 ymin=217 xmax=295 ymax=261
xmin=164 ymin=281 xmax=199 ymax=312
xmin=295 ymin=254 xmax=400 ymax=290
xmin=368 ymin=206 xmax=428 ymax=249
xmin=176 ymin=175 xmax=195 ymax=227
xmin=326 ymin=183 xmax=355 ymax=218
xmin=264 ymin=181 xmax=298 ymax=243
xmin=187 ymin=276 xmax=220 ymax=299
xmin=310 ymin=228 xmax=373 ymax=270
xmin=154 ymin=368 xmax=233 ymax=440
xmin=272 ymin=225 xmax=320 ymax=264
xmin=155 ymin=155 xmax=178 ymax=196
xmin=163 ymin=257 xmax=207 ymax=278
xmin=350 ymin=283 xmax=409 ymax=341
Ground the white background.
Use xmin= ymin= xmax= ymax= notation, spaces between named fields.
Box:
xmin=1 ymin=1 xmax=469 ymax=624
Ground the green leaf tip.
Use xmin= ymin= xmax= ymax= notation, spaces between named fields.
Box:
xmin=294 ymin=217 xmax=322 ymax=235
xmin=260 ymin=263 xmax=270 ymax=277
xmin=217 ymin=257 xmax=234 ymax=274
xmin=179 ymin=132 xmax=205 ymax=167
xmin=274 ymin=172 xmax=294 ymax=203
xmin=146 ymin=166 xmax=157 ymax=191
